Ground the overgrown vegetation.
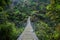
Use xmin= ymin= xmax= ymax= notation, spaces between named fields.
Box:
xmin=0 ymin=0 xmax=60 ymax=40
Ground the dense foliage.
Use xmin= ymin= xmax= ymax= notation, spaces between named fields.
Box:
xmin=0 ymin=0 xmax=25 ymax=40
xmin=0 ymin=0 xmax=60 ymax=40
xmin=34 ymin=0 xmax=60 ymax=40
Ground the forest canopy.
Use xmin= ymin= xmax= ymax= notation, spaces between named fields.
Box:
xmin=0 ymin=0 xmax=60 ymax=40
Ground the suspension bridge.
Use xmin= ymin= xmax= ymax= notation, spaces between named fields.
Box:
xmin=17 ymin=17 xmax=39 ymax=40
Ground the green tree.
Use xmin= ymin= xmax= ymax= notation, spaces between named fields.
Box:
xmin=0 ymin=0 xmax=10 ymax=11
xmin=46 ymin=0 xmax=60 ymax=40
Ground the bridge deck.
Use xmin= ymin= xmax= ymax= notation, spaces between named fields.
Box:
xmin=17 ymin=17 xmax=39 ymax=40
